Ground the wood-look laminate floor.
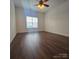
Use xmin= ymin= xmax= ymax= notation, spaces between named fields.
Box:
xmin=10 ymin=31 xmax=69 ymax=59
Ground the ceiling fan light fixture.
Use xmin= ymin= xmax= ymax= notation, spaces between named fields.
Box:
xmin=37 ymin=4 xmax=45 ymax=9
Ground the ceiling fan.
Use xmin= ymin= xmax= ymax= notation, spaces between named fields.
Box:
xmin=35 ymin=0 xmax=49 ymax=9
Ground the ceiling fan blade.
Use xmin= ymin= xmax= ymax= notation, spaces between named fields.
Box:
xmin=44 ymin=4 xmax=49 ymax=7
xmin=43 ymin=0 xmax=48 ymax=2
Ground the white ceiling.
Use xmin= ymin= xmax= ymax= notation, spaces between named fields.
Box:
xmin=14 ymin=0 xmax=68 ymax=13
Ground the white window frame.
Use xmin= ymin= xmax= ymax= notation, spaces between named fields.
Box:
xmin=26 ymin=16 xmax=38 ymax=29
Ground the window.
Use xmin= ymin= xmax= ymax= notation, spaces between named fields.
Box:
xmin=26 ymin=16 xmax=38 ymax=28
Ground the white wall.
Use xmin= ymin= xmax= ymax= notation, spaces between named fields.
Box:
xmin=45 ymin=1 xmax=69 ymax=36
xmin=10 ymin=0 xmax=16 ymax=43
xmin=15 ymin=7 xmax=45 ymax=33
xmin=15 ymin=1 xmax=69 ymax=36
xmin=38 ymin=13 xmax=45 ymax=31
xmin=15 ymin=7 xmax=26 ymax=33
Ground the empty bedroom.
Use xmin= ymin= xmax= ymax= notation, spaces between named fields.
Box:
xmin=10 ymin=0 xmax=69 ymax=59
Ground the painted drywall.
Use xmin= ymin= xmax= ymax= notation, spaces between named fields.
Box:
xmin=45 ymin=1 xmax=69 ymax=36
xmin=10 ymin=0 xmax=16 ymax=43
xmin=15 ymin=7 xmax=26 ymax=33
xmin=15 ymin=7 xmax=45 ymax=33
